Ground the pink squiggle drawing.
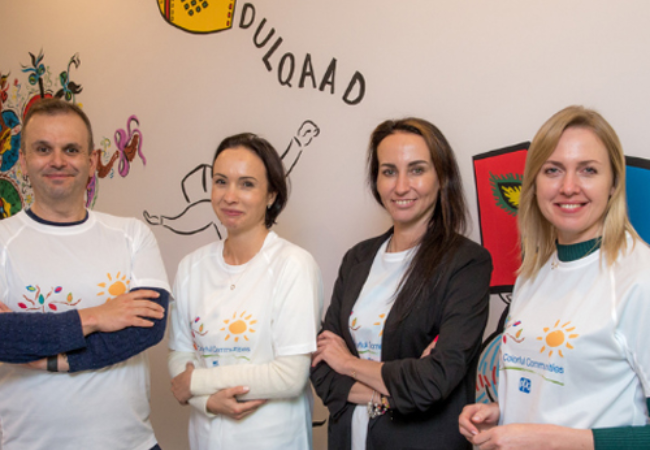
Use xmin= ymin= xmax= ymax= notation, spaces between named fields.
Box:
xmin=114 ymin=115 xmax=145 ymax=177
xmin=86 ymin=115 xmax=145 ymax=208
xmin=86 ymin=175 xmax=97 ymax=208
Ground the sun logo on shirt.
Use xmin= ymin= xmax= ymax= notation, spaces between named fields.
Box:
xmin=221 ymin=311 xmax=257 ymax=342
xmin=97 ymin=272 xmax=130 ymax=301
xmin=537 ymin=320 xmax=579 ymax=357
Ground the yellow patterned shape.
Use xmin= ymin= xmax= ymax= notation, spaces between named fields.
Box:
xmin=157 ymin=0 xmax=236 ymax=34
xmin=502 ymin=186 xmax=521 ymax=208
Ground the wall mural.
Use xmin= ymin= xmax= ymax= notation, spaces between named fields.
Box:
xmin=472 ymin=143 xmax=527 ymax=404
xmin=157 ymin=0 xmax=236 ymax=34
xmin=6 ymin=4 xmax=645 ymax=410
xmin=474 ymin=143 xmax=529 ymax=294
xmin=0 ymin=51 xmax=146 ymax=215
xmin=472 ymin=144 xmax=650 ymax=404
xmin=152 ymin=0 xmax=650 ymax=405
xmin=88 ymin=115 xmax=146 ymax=208
xmin=143 ymin=119 xmax=320 ymax=238
xmin=156 ymin=1 xmax=367 ymax=106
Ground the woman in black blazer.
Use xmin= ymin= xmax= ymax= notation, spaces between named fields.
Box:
xmin=311 ymin=118 xmax=492 ymax=450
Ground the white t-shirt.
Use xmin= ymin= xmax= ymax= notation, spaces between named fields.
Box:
xmin=349 ymin=239 xmax=414 ymax=450
xmin=0 ymin=210 xmax=170 ymax=450
xmin=499 ymin=234 xmax=650 ymax=428
xmin=169 ymin=231 xmax=322 ymax=450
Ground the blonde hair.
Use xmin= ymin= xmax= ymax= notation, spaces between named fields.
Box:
xmin=518 ymin=105 xmax=638 ymax=280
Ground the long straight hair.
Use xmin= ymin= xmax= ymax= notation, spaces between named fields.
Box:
xmin=368 ymin=118 xmax=467 ymax=323
xmin=518 ymin=106 xmax=638 ymax=280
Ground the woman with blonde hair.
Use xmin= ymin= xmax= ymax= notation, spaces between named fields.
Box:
xmin=460 ymin=106 xmax=650 ymax=449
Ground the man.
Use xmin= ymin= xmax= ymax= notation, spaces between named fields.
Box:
xmin=0 ymin=98 xmax=170 ymax=450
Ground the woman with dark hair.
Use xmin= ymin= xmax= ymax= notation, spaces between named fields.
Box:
xmin=311 ymin=118 xmax=492 ymax=449
xmin=168 ymin=133 xmax=323 ymax=450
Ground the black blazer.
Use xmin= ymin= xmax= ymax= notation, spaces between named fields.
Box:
xmin=311 ymin=230 xmax=492 ymax=450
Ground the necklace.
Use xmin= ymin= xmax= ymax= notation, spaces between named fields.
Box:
xmin=551 ymin=254 xmax=559 ymax=270
xmin=223 ymin=232 xmax=267 ymax=289
xmin=228 ymin=265 xmax=248 ymax=290
xmin=226 ymin=259 xmax=254 ymax=290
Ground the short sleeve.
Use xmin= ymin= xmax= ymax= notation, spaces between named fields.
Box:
xmin=129 ymin=220 xmax=170 ymax=291
xmin=270 ymin=249 xmax=323 ymax=357
xmin=616 ymin=277 xmax=650 ymax=397
xmin=169 ymin=261 xmax=196 ymax=353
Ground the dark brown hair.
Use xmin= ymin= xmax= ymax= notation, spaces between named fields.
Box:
xmin=368 ymin=118 xmax=467 ymax=322
xmin=212 ymin=133 xmax=288 ymax=228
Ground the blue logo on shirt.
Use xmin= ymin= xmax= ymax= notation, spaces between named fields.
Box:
xmin=519 ymin=377 xmax=531 ymax=393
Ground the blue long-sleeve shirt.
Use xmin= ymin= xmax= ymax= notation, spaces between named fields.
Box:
xmin=0 ymin=309 xmax=86 ymax=362
xmin=0 ymin=287 xmax=169 ymax=372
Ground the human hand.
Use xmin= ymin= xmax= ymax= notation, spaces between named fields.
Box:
xmin=459 ymin=402 xmax=500 ymax=440
xmin=470 ymin=423 xmax=590 ymax=450
xmin=420 ymin=335 xmax=439 ymax=358
xmin=171 ymin=362 xmax=195 ymax=404
xmin=206 ymin=386 xmax=267 ymax=420
xmin=78 ymin=289 xmax=164 ymax=335
xmin=311 ymin=330 xmax=356 ymax=374
xmin=0 ymin=301 xmax=11 ymax=313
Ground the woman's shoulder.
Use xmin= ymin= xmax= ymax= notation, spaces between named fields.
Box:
xmin=614 ymin=236 xmax=650 ymax=282
xmin=612 ymin=237 xmax=650 ymax=323
xmin=621 ymin=234 xmax=650 ymax=258
xmin=176 ymin=241 xmax=223 ymax=277
xmin=448 ymin=234 xmax=493 ymax=266
xmin=340 ymin=230 xmax=392 ymax=263
xmin=264 ymin=232 xmax=319 ymax=270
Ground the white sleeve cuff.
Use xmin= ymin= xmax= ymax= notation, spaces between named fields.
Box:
xmin=188 ymin=394 xmax=217 ymax=418
xmin=190 ymin=354 xmax=311 ymax=400
xmin=168 ymin=350 xmax=198 ymax=377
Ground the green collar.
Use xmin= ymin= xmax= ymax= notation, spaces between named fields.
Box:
xmin=556 ymin=237 xmax=602 ymax=262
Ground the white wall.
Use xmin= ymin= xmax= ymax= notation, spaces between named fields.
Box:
xmin=2 ymin=1 xmax=650 ymax=448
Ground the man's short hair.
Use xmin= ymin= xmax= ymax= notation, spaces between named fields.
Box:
xmin=22 ymin=98 xmax=94 ymax=153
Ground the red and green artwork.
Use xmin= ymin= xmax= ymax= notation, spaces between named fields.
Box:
xmin=473 ymin=143 xmax=528 ymax=293
xmin=1 ymin=50 xmax=147 ymax=215
xmin=18 ymin=285 xmax=81 ymax=312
